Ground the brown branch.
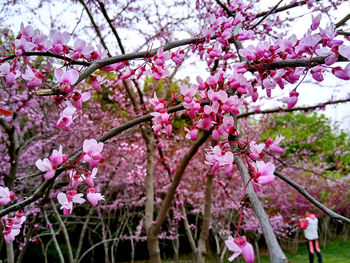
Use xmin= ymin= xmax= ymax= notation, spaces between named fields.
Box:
xmin=255 ymin=55 xmax=348 ymax=71
xmin=337 ymin=30 xmax=350 ymax=36
xmin=149 ymin=131 xmax=211 ymax=236
xmin=97 ymin=1 xmax=125 ymax=55
xmin=215 ymin=0 xmax=234 ymax=17
xmin=250 ymin=0 xmax=284 ymax=30
xmin=1 ymin=51 xmax=89 ymax=65
xmin=274 ymin=170 xmax=350 ymax=224
xmin=238 ymin=97 xmax=350 ymax=118
xmin=335 ymin=13 xmax=350 ymax=28
xmin=255 ymin=0 xmax=321 ymax=18
xmin=78 ymin=0 xmax=111 ymax=57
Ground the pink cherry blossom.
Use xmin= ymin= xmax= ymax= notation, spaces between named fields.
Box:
xmin=0 ymin=62 xmax=21 ymax=86
xmin=249 ymin=141 xmax=265 ymax=160
xmin=0 ymin=186 xmax=15 ymax=205
xmin=49 ymin=30 xmax=70 ymax=55
xmin=151 ymin=109 xmax=172 ymax=136
xmin=70 ymin=170 xmax=83 ymax=189
xmin=54 ymin=68 xmax=79 ymax=93
xmin=72 ymin=39 xmax=94 ymax=59
xmin=225 ymin=235 xmax=242 ymax=261
xmin=205 ymin=146 xmax=233 ymax=174
xmin=153 ymin=47 xmax=171 ymax=67
xmin=310 ymin=14 xmax=321 ymax=31
xmin=22 ymin=66 xmax=45 ymax=88
xmin=225 ymin=235 xmax=254 ymax=263
xmin=255 ymin=160 xmax=275 ymax=185
xmin=266 ymin=135 xmax=285 ymax=154
xmin=83 ymin=168 xmax=98 ymax=187
xmin=332 ymin=64 xmax=350 ymax=80
xmin=171 ymin=50 xmax=185 ymax=64
xmin=72 ymin=90 xmax=91 ymax=110
xmin=2 ymin=228 xmax=20 ymax=243
xmin=14 ymin=38 xmax=35 ymax=55
xmin=149 ymin=92 xmax=166 ymax=111
xmin=184 ymin=127 xmax=199 ymax=141
xmin=82 ymin=139 xmax=104 ymax=168
xmin=339 ymin=45 xmax=350 ymax=60
xmin=35 ymin=158 xmax=56 ymax=180
xmin=56 ymin=102 xmax=76 ymax=131
xmin=86 ymin=188 xmax=105 ymax=206
xmin=310 ymin=66 xmax=325 ymax=82
xmin=57 ymin=190 xmax=85 ymax=215
xmin=89 ymin=75 xmax=106 ymax=92
xmin=20 ymin=22 xmax=34 ymax=39
xmin=282 ymin=91 xmax=299 ymax=109
xmin=49 ymin=145 xmax=66 ymax=166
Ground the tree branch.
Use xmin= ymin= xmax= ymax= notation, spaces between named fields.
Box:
xmin=255 ymin=0 xmax=321 ymax=18
xmin=250 ymin=0 xmax=284 ymax=30
xmin=238 ymin=97 xmax=350 ymax=118
xmin=335 ymin=13 xmax=350 ymax=28
xmin=274 ymin=170 xmax=350 ymax=224
xmin=78 ymin=0 xmax=111 ymax=57
xmin=150 ymin=131 xmax=211 ymax=236
xmin=97 ymin=1 xmax=125 ymax=55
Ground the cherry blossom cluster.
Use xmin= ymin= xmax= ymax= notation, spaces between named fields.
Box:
xmin=0 ymin=139 xmax=105 ymax=243
xmin=0 ymin=23 xmax=108 ymax=132
xmin=54 ymin=139 xmax=105 ymax=215
xmin=225 ymin=235 xmax=254 ymax=263
xmin=1 ymin=211 xmax=26 ymax=243
xmin=120 ymin=47 xmax=185 ymax=83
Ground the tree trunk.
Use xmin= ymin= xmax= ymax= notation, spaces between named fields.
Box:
xmin=195 ymin=173 xmax=213 ymax=263
xmin=43 ymin=209 xmax=65 ymax=263
xmin=234 ymin=155 xmax=287 ymax=263
xmin=51 ymin=200 xmax=74 ymax=263
xmin=6 ymin=242 xmax=14 ymax=263
xmin=148 ymin=132 xmax=210 ymax=263
xmin=147 ymin=232 xmax=161 ymax=263
xmin=74 ymin=208 xmax=93 ymax=262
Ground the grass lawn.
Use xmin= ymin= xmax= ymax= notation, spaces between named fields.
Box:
xmin=258 ymin=239 xmax=350 ymax=263
xmin=132 ymin=239 xmax=350 ymax=263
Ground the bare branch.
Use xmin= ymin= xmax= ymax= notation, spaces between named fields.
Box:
xmin=255 ymin=0 xmax=321 ymax=18
xmin=335 ymin=13 xmax=350 ymax=28
xmin=337 ymin=30 xmax=350 ymax=36
xmin=97 ymin=1 xmax=125 ymax=55
xmin=250 ymin=0 xmax=284 ymax=30
xmin=238 ymin=97 xmax=350 ymax=118
xmin=274 ymin=171 xmax=350 ymax=224
xmin=78 ymin=0 xmax=111 ymax=57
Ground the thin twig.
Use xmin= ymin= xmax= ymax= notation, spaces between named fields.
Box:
xmin=78 ymin=0 xmax=112 ymax=57
xmin=250 ymin=0 xmax=284 ymax=30
xmin=335 ymin=13 xmax=350 ymax=28
xmin=274 ymin=170 xmax=350 ymax=224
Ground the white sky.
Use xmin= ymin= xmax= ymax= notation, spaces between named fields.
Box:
xmin=2 ymin=0 xmax=350 ymax=130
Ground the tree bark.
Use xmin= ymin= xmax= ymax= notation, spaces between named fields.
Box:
xmin=147 ymin=132 xmax=210 ymax=262
xmin=43 ymin=209 xmax=65 ymax=263
xmin=51 ymin=200 xmax=74 ymax=263
xmin=234 ymin=155 xmax=287 ymax=263
xmin=195 ymin=173 xmax=213 ymax=263
xmin=74 ymin=208 xmax=93 ymax=262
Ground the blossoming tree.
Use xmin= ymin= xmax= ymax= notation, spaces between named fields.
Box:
xmin=0 ymin=0 xmax=350 ymax=262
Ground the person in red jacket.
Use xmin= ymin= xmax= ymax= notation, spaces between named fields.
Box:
xmin=299 ymin=211 xmax=323 ymax=263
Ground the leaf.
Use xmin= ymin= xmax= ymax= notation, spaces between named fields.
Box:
xmin=0 ymin=108 xmax=12 ymax=115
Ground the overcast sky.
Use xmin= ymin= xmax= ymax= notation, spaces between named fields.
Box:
xmin=2 ymin=0 xmax=350 ymax=131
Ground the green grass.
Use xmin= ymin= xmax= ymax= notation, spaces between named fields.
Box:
xmin=258 ymin=239 xmax=350 ymax=263
xmin=131 ymin=239 xmax=350 ymax=263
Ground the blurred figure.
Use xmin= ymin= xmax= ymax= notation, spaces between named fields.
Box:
xmin=299 ymin=211 xmax=323 ymax=263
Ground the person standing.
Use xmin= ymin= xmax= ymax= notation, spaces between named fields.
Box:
xmin=299 ymin=211 xmax=323 ymax=263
